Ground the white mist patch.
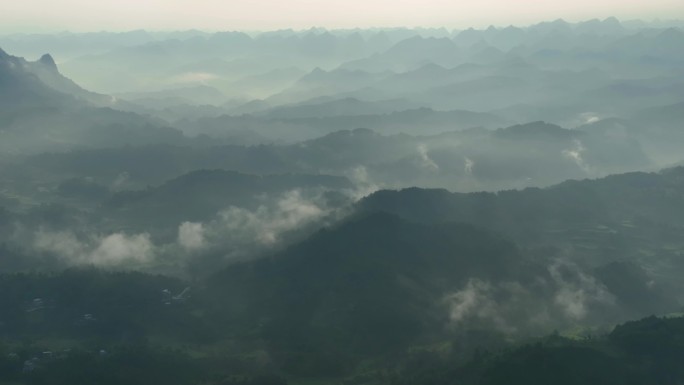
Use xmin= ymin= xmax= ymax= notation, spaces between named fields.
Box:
xmin=90 ymin=233 xmax=154 ymax=265
xmin=579 ymin=112 xmax=601 ymax=125
xmin=171 ymin=185 xmax=378 ymax=265
xmin=443 ymin=262 xmax=621 ymax=335
xmin=270 ymin=189 xmax=326 ymax=243
xmin=562 ymin=139 xmax=590 ymax=173
xmin=214 ymin=189 xmax=328 ymax=247
xmin=464 ymin=156 xmax=475 ymax=175
xmin=34 ymin=230 xmax=154 ymax=266
xmin=445 ymin=279 xmax=519 ymax=334
xmin=447 ymin=279 xmax=497 ymax=322
xmin=548 ymin=260 xmax=615 ymax=320
xmin=346 ymin=166 xmax=381 ymax=200
xmin=34 ymin=230 xmax=87 ymax=257
xmin=178 ymin=222 xmax=205 ymax=250
xmin=417 ymin=143 xmax=439 ymax=171
xmin=112 ymin=171 xmax=130 ymax=189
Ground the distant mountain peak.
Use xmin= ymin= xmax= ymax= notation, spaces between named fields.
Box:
xmin=299 ymin=67 xmax=327 ymax=82
xmin=657 ymin=27 xmax=684 ymax=40
xmin=494 ymin=121 xmax=578 ymax=140
xmin=415 ymin=62 xmax=448 ymax=72
xmin=38 ymin=53 xmax=58 ymax=71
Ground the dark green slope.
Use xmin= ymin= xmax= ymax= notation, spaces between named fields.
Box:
xmin=359 ymin=166 xmax=684 ymax=242
xmin=208 ymin=212 xmax=526 ymax=359
xmin=3 ymin=266 xmax=684 ymax=384
xmin=394 ymin=316 xmax=684 ymax=385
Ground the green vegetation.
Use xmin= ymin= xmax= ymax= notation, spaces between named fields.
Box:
xmin=2 ymin=16 xmax=684 ymax=385
xmin=2 ymin=267 xmax=684 ymax=385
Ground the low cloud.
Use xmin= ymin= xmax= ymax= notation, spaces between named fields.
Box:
xmin=172 ymin=189 xmax=340 ymax=267
xmin=34 ymin=230 xmax=154 ymax=266
xmin=464 ymin=156 xmax=475 ymax=175
xmin=346 ymin=166 xmax=381 ymax=199
xmin=563 ymin=139 xmax=591 ymax=173
xmin=417 ymin=143 xmax=439 ymax=171
xmin=91 ymin=233 xmax=154 ymax=265
xmin=548 ymin=260 xmax=616 ymax=321
xmin=112 ymin=171 xmax=130 ymax=189
xmin=444 ymin=261 xmax=619 ymax=336
xmin=214 ymin=189 xmax=326 ymax=246
xmin=22 ymin=185 xmax=367 ymax=273
xmin=445 ymin=279 xmax=517 ymax=333
xmin=178 ymin=222 xmax=205 ymax=250
xmin=580 ymin=112 xmax=601 ymax=125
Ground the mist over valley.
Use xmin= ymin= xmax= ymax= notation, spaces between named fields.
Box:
xmin=1 ymin=11 xmax=684 ymax=385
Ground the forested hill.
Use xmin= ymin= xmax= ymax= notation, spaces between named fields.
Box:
xmin=359 ymin=166 xmax=684 ymax=242
xmin=1 ymin=266 xmax=684 ymax=385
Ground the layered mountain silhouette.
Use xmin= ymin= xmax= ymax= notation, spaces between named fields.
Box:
xmin=0 ymin=49 xmax=187 ymax=152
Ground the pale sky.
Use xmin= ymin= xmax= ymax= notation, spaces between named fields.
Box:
xmin=1 ymin=0 xmax=683 ymax=33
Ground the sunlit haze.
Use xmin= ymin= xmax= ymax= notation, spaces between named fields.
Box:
xmin=2 ymin=0 xmax=683 ymax=32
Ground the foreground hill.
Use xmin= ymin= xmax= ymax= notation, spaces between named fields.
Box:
xmin=208 ymin=212 xmax=525 ymax=357
xmin=1 ymin=266 xmax=683 ymax=384
xmin=204 ymin=209 xmax=678 ymax=366
xmin=2 ymin=165 xmax=684 ymax=381
xmin=359 ymin=167 xmax=684 ymax=310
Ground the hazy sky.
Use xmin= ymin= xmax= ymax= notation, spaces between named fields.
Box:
xmin=2 ymin=0 xmax=683 ymax=32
